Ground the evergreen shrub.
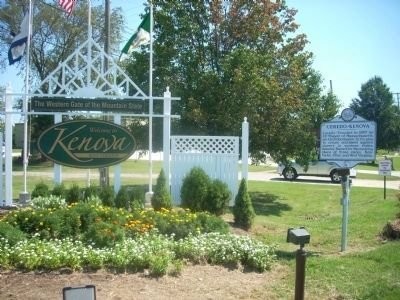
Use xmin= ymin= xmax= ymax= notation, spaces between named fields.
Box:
xmin=205 ymin=179 xmax=231 ymax=215
xmin=180 ymin=167 xmax=210 ymax=212
xmin=152 ymin=169 xmax=172 ymax=210
xmin=233 ymin=178 xmax=255 ymax=230
xmin=31 ymin=182 xmax=50 ymax=198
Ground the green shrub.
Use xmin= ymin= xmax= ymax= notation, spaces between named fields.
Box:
xmin=0 ymin=221 xmax=27 ymax=246
xmin=99 ymin=186 xmax=115 ymax=207
xmin=233 ymin=178 xmax=255 ymax=230
xmin=84 ymin=221 xmax=125 ymax=248
xmin=152 ymin=169 xmax=172 ymax=211
xmin=115 ymin=186 xmax=130 ymax=210
xmin=31 ymin=182 xmax=50 ymax=198
xmin=196 ymin=212 xmax=229 ymax=234
xmin=66 ymin=183 xmax=82 ymax=204
xmin=204 ymin=179 xmax=231 ymax=215
xmin=51 ymin=183 xmax=67 ymax=199
xmin=180 ymin=167 xmax=211 ymax=212
xmin=83 ymin=185 xmax=100 ymax=202
xmin=129 ymin=188 xmax=145 ymax=210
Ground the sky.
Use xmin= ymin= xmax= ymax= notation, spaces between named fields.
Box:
xmin=1 ymin=0 xmax=400 ymax=109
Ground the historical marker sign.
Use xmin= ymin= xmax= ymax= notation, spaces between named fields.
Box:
xmin=320 ymin=111 xmax=376 ymax=168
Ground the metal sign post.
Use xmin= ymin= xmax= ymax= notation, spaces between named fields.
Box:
xmin=320 ymin=109 xmax=377 ymax=252
xmin=379 ymin=159 xmax=392 ymax=200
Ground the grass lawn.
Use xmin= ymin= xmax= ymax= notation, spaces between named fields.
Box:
xmin=248 ymin=181 xmax=400 ymax=299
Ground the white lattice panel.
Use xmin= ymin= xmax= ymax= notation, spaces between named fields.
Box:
xmin=172 ymin=136 xmax=238 ymax=154
xmin=171 ymin=136 xmax=239 ymax=206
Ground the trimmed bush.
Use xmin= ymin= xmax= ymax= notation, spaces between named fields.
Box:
xmin=66 ymin=183 xmax=82 ymax=204
xmin=0 ymin=222 xmax=27 ymax=246
xmin=115 ymin=186 xmax=130 ymax=210
xmin=152 ymin=169 xmax=172 ymax=211
xmin=205 ymin=179 xmax=231 ymax=216
xmin=233 ymin=178 xmax=255 ymax=230
xmin=51 ymin=183 xmax=67 ymax=199
xmin=181 ymin=167 xmax=211 ymax=212
xmin=99 ymin=186 xmax=115 ymax=207
xmin=31 ymin=182 xmax=50 ymax=198
xmin=83 ymin=185 xmax=100 ymax=202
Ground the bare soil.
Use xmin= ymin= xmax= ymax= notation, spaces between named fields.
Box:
xmin=0 ymin=264 xmax=289 ymax=300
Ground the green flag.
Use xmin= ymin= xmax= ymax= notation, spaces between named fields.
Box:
xmin=122 ymin=13 xmax=150 ymax=54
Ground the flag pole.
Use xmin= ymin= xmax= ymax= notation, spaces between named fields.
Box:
xmin=21 ymin=0 xmax=33 ymax=202
xmin=148 ymin=0 xmax=154 ymax=194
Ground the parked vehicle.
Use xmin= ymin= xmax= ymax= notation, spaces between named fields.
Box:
xmin=277 ymin=160 xmax=357 ymax=183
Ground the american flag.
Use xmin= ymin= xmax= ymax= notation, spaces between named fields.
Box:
xmin=58 ymin=0 xmax=77 ymax=15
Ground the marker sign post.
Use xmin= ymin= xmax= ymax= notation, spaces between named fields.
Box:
xmin=379 ymin=159 xmax=392 ymax=199
xmin=320 ymin=109 xmax=377 ymax=252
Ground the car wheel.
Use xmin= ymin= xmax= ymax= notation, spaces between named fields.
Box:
xmin=283 ymin=167 xmax=297 ymax=181
xmin=330 ymin=170 xmax=341 ymax=183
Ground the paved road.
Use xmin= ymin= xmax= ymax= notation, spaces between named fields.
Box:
xmin=248 ymin=170 xmax=400 ymax=190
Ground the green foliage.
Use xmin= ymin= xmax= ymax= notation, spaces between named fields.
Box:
xmin=31 ymin=182 xmax=50 ymax=198
xmin=125 ymin=0 xmax=337 ymax=164
xmin=128 ymin=188 xmax=145 ymax=210
xmin=84 ymin=221 xmax=125 ymax=248
xmin=99 ymin=186 xmax=115 ymax=207
xmin=351 ymin=76 xmax=400 ymax=149
xmin=0 ymin=222 xmax=26 ymax=246
xmin=181 ymin=167 xmax=211 ymax=212
xmin=204 ymin=179 xmax=231 ymax=216
xmin=51 ymin=183 xmax=67 ymax=199
xmin=83 ymin=185 xmax=100 ymax=202
xmin=233 ymin=179 xmax=255 ymax=230
xmin=152 ymin=169 xmax=172 ymax=211
xmin=65 ymin=183 xmax=83 ymax=204
xmin=115 ymin=186 xmax=131 ymax=210
xmin=149 ymin=209 xmax=228 ymax=240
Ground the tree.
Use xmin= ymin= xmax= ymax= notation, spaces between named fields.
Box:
xmin=124 ymin=0 xmax=339 ymax=164
xmin=350 ymin=76 xmax=400 ymax=150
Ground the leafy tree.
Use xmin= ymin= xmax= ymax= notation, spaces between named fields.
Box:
xmin=124 ymin=0 xmax=339 ymax=164
xmin=350 ymin=76 xmax=400 ymax=150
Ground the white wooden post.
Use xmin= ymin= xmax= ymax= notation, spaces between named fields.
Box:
xmin=114 ymin=114 xmax=122 ymax=193
xmin=163 ymin=87 xmax=171 ymax=190
xmin=0 ymin=132 xmax=3 ymax=206
xmin=241 ymin=117 xmax=249 ymax=180
xmin=4 ymin=84 xmax=13 ymax=206
xmin=54 ymin=113 xmax=62 ymax=184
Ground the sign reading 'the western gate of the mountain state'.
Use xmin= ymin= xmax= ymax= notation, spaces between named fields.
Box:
xmin=320 ymin=109 xmax=376 ymax=168
xmin=31 ymin=97 xmax=145 ymax=113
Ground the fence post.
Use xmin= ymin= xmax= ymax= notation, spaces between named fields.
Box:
xmin=241 ymin=117 xmax=249 ymax=180
xmin=114 ymin=114 xmax=122 ymax=193
xmin=54 ymin=113 xmax=62 ymax=184
xmin=163 ymin=87 xmax=171 ymax=190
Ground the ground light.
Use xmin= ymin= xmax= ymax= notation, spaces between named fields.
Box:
xmin=287 ymin=227 xmax=310 ymax=300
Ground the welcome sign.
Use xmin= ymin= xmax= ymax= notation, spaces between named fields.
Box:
xmin=37 ymin=120 xmax=136 ymax=168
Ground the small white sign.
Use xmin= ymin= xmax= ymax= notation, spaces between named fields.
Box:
xmin=379 ymin=160 xmax=392 ymax=176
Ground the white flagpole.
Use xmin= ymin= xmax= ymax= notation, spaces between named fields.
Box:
xmin=22 ymin=0 xmax=33 ymax=200
xmin=148 ymin=1 xmax=154 ymax=194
